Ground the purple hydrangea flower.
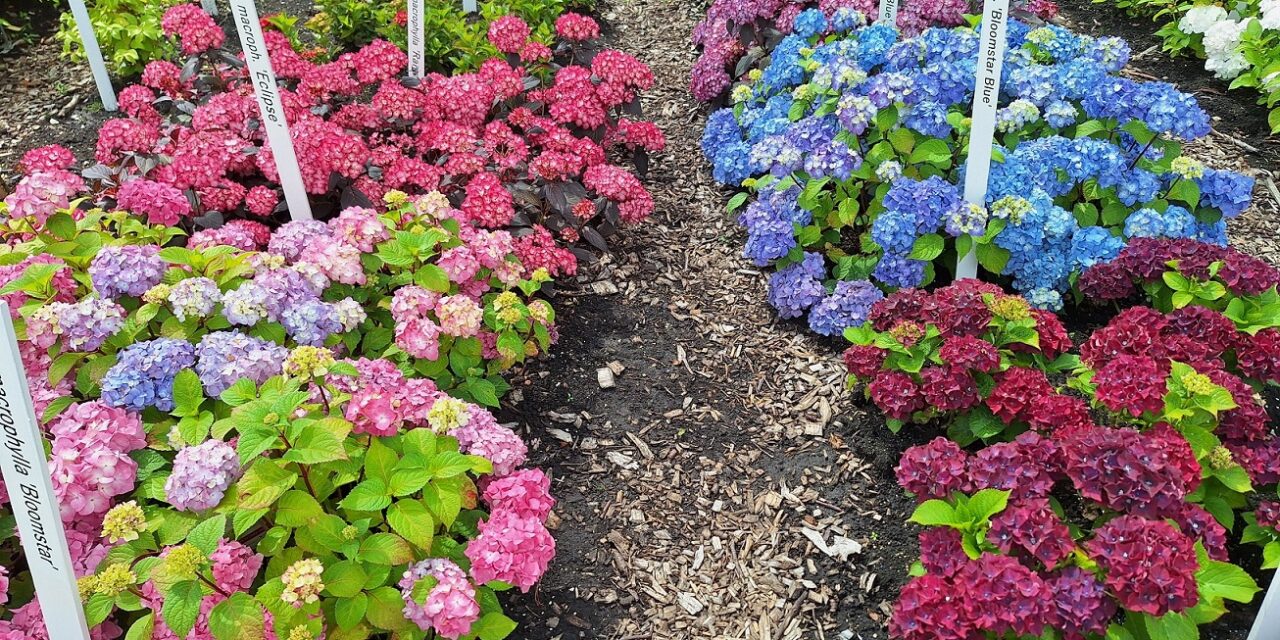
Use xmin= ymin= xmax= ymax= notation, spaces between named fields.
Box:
xmin=281 ymin=299 xmax=343 ymax=346
xmin=767 ymin=253 xmax=827 ymax=320
xmin=808 ymin=280 xmax=884 ymax=336
xmin=195 ymin=331 xmax=288 ymax=396
xmin=101 ymin=338 xmax=196 ymax=411
xmin=89 ymin=245 xmax=166 ymax=299
xmin=267 ymin=220 xmax=331 ymax=262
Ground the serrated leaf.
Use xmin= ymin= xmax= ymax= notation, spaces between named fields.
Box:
xmin=209 ymin=592 xmax=265 ymax=640
xmin=341 ymin=479 xmax=392 ymax=512
xmin=908 ymin=500 xmax=958 ymax=527
xmin=162 ymin=581 xmax=204 ymax=638
xmin=388 ymin=500 xmax=435 ymax=550
xmin=323 ymin=560 xmax=369 ymax=599
xmin=185 ymin=514 xmax=226 ymax=554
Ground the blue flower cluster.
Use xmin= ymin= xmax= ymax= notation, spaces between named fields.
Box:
xmin=102 ymin=338 xmax=196 ymax=412
xmin=701 ymin=14 xmax=1253 ymax=321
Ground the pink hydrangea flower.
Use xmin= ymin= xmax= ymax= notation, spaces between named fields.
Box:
xmin=399 ymin=559 xmax=481 ymax=638
xmin=555 ymin=13 xmax=601 ymax=41
xmin=210 ymin=540 xmax=264 ymax=593
xmin=161 ymin=4 xmax=226 ymax=54
xmin=465 ymin=510 xmax=555 ymax=592
xmin=396 ymin=316 xmax=443 ymax=360
xmin=483 ymin=468 xmax=555 ymax=522
xmin=488 ymin=16 xmax=531 ymax=54
xmin=437 ymin=295 xmax=483 ymax=337
xmin=116 ymin=179 xmax=192 ymax=225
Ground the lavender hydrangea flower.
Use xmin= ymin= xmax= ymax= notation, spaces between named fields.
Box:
xmin=56 ymin=297 xmax=126 ymax=351
xmin=89 ymin=245 xmax=166 ymax=300
xmin=281 ymin=299 xmax=343 ymax=346
xmin=222 ymin=281 xmax=270 ymax=326
xmin=168 ymin=277 xmax=221 ymax=322
xmin=164 ymin=439 xmax=241 ymax=511
xmin=768 ymin=253 xmax=827 ymax=319
xmin=195 ymin=331 xmax=288 ymax=396
xmin=267 ymin=219 xmax=331 ymax=262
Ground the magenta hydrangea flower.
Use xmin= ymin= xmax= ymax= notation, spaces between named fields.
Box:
xmin=399 ymin=559 xmax=481 ymax=639
xmin=160 ymin=3 xmax=225 ymax=54
xmin=483 ymin=468 xmax=555 ymax=522
xmin=0 ymin=566 xmax=8 ymax=607
xmin=346 ymin=387 xmax=403 ymax=437
xmin=465 ymin=511 xmax=555 ymax=592
xmin=967 ymin=432 xmax=1059 ymax=500
xmin=1063 ymin=426 xmax=1189 ymax=519
xmin=164 ymin=440 xmax=242 ymax=512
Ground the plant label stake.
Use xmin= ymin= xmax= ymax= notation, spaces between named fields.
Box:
xmin=958 ymin=0 xmax=1009 ymax=280
xmin=202 ymin=0 xmax=217 ymax=15
xmin=463 ymin=0 xmax=477 ymax=13
xmin=878 ymin=0 xmax=898 ymax=26
xmin=229 ymin=0 xmax=313 ymax=220
xmin=0 ymin=303 xmax=92 ymax=640
xmin=66 ymin=0 xmax=118 ymax=111
xmin=408 ymin=0 xmax=425 ymax=78
xmin=1249 ymin=578 xmax=1280 ymax=640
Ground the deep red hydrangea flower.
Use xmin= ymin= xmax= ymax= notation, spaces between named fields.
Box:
xmin=1175 ymin=503 xmax=1229 ymax=561
xmin=987 ymin=498 xmax=1075 ymax=569
xmin=1237 ymin=328 xmax=1280 ymax=385
xmin=985 ymin=367 xmax=1054 ymax=424
xmin=870 ymin=288 xmax=928 ymax=331
xmin=925 ymin=281 xmax=996 ymax=338
xmin=953 ymin=554 xmax=1053 ymax=637
xmin=461 ymin=173 xmax=516 ymax=229
xmin=1030 ymin=309 xmax=1072 ymax=358
xmin=1257 ymin=501 xmax=1280 ymax=529
xmin=1078 ymin=261 xmax=1136 ymax=301
xmin=938 ymin=335 xmax=1000 ymax=373
xmin=1205 ymin=368 xmax=1270 ymax=442
xmin=1027 ymin=393 xmax=1095 ymax=439
xmin=842 ymin=345 xmax=885 ymax=379
xmin=513 ymin=226 xmax=578 ymax=278
xmin=890 ymin=574 xmax=970 ymax=640
xmin=1146 ymin=422 xmax=1202 ymax=493
xmin=1228 ymin=439 xmax=1280 ymax=485
xmin=592 ymin=50 xmax=655 ymax=90
xmin=487 ymin=16 xmax=532 ymax=54
xmin=968 ymin=432 xmax=1059 ymax=500
xmin=919 ymin=366 xmax=980 ymax=411
xmin=1093 ymin=354 xmax=1167 ymax=417
xmin=1063 ymin=426 xmax=1189 ymax=519
xmin=869 ymin=370 xmax=927 ymax=421
xmin=895 ymin=437 xmax=970 ymax=501
xmin=1164 ymin=306 xmax=1238 ymax=356
xmin=1046 ymin=567 xmax=1117 ymax=640
xmin=1086 ymin=516 xmax=1200 ymax=616
xmin=918 ymin=528 xmax=966 ymax=578
xmin=1080 ymin=306 xmax=1168 ymax=369
xmin=1220 ymin=251 xmax=1280 ymax=296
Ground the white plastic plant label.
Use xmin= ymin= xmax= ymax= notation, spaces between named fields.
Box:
xmin=229 ymin=0 xmax=314 ymax=220
xmin=463 ymin=0 xmax=477 ymax=13
xmin=66 ymin=0 xmax=118 ymax=111
xmin=408 ymin=0 xmax=426 ymax=78
xmin=878 ymin=0 xmax=898 ymax=26
xmin=957 ymin=0 xmax=1010 ymax=279
xmin=1249 ymin=581 xmax=1280 ymax=640
xmin=0 ymin=303 xmax=92 ymax=640
xmin=202 ymin=0 xmax=217 ymax=15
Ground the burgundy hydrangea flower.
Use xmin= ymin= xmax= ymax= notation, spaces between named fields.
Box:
xmin=1046 ymin=567 xmax=1118 ymax=640
xmin=1093 ymin=354 xmax=1167 ymax=417
xmin=968 ymin=432 xmax=1059 ymax=500
xmin=1204 ymin=368 xmax=1270 ymax=442
xmin=987 ymin=498 xmax=1075 ymax=569
xmin=985 ymin=367 xmax=1054 ymax=424
xmin=1228 ymin=439 xmax=1280 ymax=485
xmin=1078 ymin=261 xmax=1136 ymax=301
xmin=1257 ymin=501 xmax=1280 ymax=529
xmin=842 ymin=344 xmax=886 ymax=379
xmin=918 ymin=527 xmax=966 ymax=578
xmin=1080 ymin=306 xmax=1168 ymax=369
xmin=938 ymin=335 xmax=1000 ymax=373
xmin=870 ymin=288 xmax=928 ymax=331
xmin=868 ymin=370 xmax=927 ymax=421
xmin=1219 ymin=251 xmax=1280 ymax=296
xmin=1063 ymin=426 xmax=1190 ymax=519
xmin=1027 ymin=393 xmax=1095 ymax=439
xmin=1175 ymin=503 xmax=1229 ymax=561
xmin=1146 ymin=422 xmax=1202 ymax=493
xmin=1165 ymin=306 xmax=1238 ymax=356
xmin=952 ymin=554 xmax=1053 ymax=637
xmin=1086 ymin=516 xmax=1199 ymax=616
xmin=896 ymin=437 xmax=970 ymax=501
xmin=890 ymin=574 xmax=969 ymax=640
xmin=919 ymin=366 xmax=980 ymax=411
xmin=925 ymin=280 xmax=999 ymax=338
xmin=1237 ymin=327 xmax=1280 ymax=385
xmin=1030 ymin=309 xmax=1072 ymax=358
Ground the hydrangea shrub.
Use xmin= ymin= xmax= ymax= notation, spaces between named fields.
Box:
xmin=73 ymin=7 xmax=660 ymax=269
xmin=701 ymin=14 xmax=1256 ymax=334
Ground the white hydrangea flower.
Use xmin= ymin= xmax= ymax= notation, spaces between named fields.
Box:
xmin=1260 ymin=0 xmax=1280 ymax=30
xmin=1206 ymin=52 xmax=1251 ymax=79
xmin=1202 ymin=18 xmax=1248 ymax=58
xmin=1179 ymin=5 xmax=1229 ymax=34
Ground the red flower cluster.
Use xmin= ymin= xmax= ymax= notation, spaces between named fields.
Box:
xmin=894 ymin=437 xmax=970 ymax=501
xmin=890 ymin=553 xmax=1053 ymax=640
xmin=84 ymin=10 xmax=661 ymax=266
xmin=985 ymin=367 xmax=1054 ymax=424
xmin=1080 ymin=237 xmax=1280 ymax=301
xmin=987 ymin=498 xmax=1075 ymax=569
xmin=1062 ymin=425 xmax=1196 ymax=519
xmin=1085 ymin=516 xmax=1200 ymax=616
xmin=1093 ymin=354 xmax=1167 ymax=417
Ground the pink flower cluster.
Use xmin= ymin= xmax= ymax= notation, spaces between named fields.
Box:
xmin=3 ymin=145 xmax=86 ymax=226
xmin=160 ymin=4 xmax=225 ymax=55
xmin=47 ymin=402 xmax=146 ymax=522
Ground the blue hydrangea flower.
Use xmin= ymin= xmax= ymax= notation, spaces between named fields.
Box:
xmin=102 ymin=338 xmax=196 ymax=412
xmin=872 ymin=253 xmax=926 ymax=289
xmin=792 ymin=9 xmax=827 ymax=39
xmin=1197 ymin=169 xmax=1254 ymax=218
xmin=1123 ymin=208 xmax=1166 ymax=238
xmin=1044 ymin=101 xmax=1078 ymax=129
xmin=808 ymin=280 xmax=884 ymax=336
xmin=701 ymin=109 xmax=742 ymax=159
xmin=768 ymin=253 xmax=827 ymax=319
xmin=856 ymin=24 xmax=898 ymax=69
